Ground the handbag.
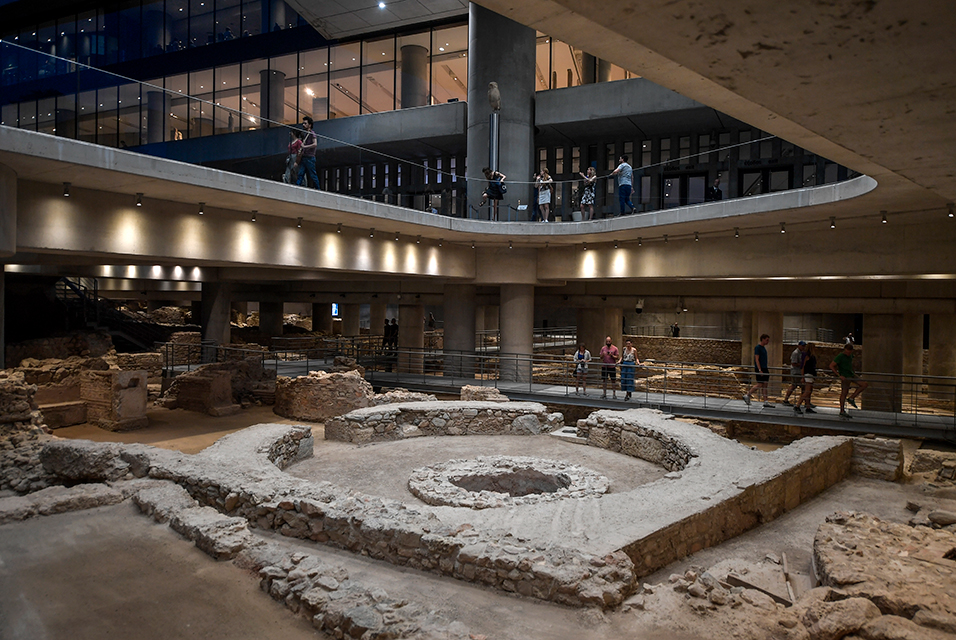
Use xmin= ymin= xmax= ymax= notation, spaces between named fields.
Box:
xmin=497 ymin=178 xmax=507 ymax=194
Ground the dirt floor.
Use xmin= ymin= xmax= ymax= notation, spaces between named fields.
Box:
xmin=3 ymin=404 xmax=955 ymax=640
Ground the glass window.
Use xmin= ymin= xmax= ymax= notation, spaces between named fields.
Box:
xmin=190 ymin=0 xmax=214 ymax=48
xmin=738 ymin=130 xmax=752 ymax=160
xmin=299 ymin=47 xmax=328 ymax=121
xmin=96 ymin=85 xmax=118 ymax=145
xmin=571 ymin=146 xmax=580 ymax=174
xmin=640 ymin=175 xmax=651 ymax=207
xmin=363 ymin=36 xmax=395 ymax=113
xmin=555 ymin=147 xmax=564 ymax=174
xmin=431 ymin=24 xmax=467 ymax=104
xmin=679 ymin=136 xmax=690 ymax=162
xmin=741 ymin=170 xmax=762 ymax=196
xmin=534 ymin=33 xmax=550 ymax=91
xmin=271 ymin=53 xmax=298 ymax=124
xmin=20 ymin=100 xmax=36 ymax=131
xmin=781 ymin=141 xmax=795 ymax=158
xmin=167 ymin=73 xmax=189 ymax=138
xmin=718 ymin=132 xmax=730 ymax=161
xmin=117 ymin=81 xmax=142 ymax=146
xmin=641 ymin=140 xmax=651 ymax=167
xmin=662 ymin=177 xmax=680 ymax=208
xmin=824 ymin=163 xmax=838 ymax=183
xmin=215 ymin=64 xmax=240 ymax=133
xmin=37 ymin=97 xmax=56 ymax=134
xmin=117 ymin=1 xmax=142 ymax=62
xmin=396 ymin=32 xmax=428 ymax=109
xmin=802 ymin=165 xmax=816 ymax=187
xmin=770 ymin=170 xmax=789 ymax=192
xmin=330 ymin=42 xmax=361 ymax=118
xmin=240 ymin=59 xmax=266 ymax=129
xmin=606 ymin=145 xmax=615 ymax=171
xmin=77 ymin=89 xmax=97 ymax=141
xmin=168 ymin=0 xmax=188 ymax=50
xmin=241 ymin=0 xmax=262 ymax=37
xmin=687 ymin=175 xmax=706 ymax=204
xmin=56 ymin=16 xmax=78 ymax=74
xmin=189 ymin=68 xmax=213 ymax=137
xmin=142 ymin=0 xmax=167 ymax=57
xmin=1 ymin=104 xmax=17 ymax=128
xmin=660 ymin=138 xmax=671 ymax=163
xmin=550 ymin=39 xmax=579 ymax=88
xmin=37 ymin=22 xmax=56 ymax=78
xmin=215 ymin=0 xmax=240 ymax=43
xmin=760 ymin=136 xmax=773 ymax=159
xmin=538 ymin=148 xmax=547 ymax=173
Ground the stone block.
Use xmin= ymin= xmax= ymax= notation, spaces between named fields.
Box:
xmin=80 ymin=369 xmax=148 ymax=431
xmin=39 ymin=400 xmax=87 ymax=429
xmin=850 ymin=437 xmax=903 ymax=482
xmin=164 ymin=371 xmax=240 ymax=417
xmin=274 ymin=370 xmax=373 ymax=422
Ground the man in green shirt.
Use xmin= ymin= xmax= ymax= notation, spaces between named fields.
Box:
xmin=829 ymin=343 xmax=869 ymax=419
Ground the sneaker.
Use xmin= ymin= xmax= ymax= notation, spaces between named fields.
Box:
xmin=742 ymin=394 xmax=751 ymax=405
xmin=782 ymin=400 xmax=793 ymax=406
xmin=804 ymin=407 xmax=817 ymax=414
xmin=793 ymin=406 xmax=803 ymax=414
xmin=625 ymin=393 xmax=631 ymax=401
xmin=840 ymin=410 xmax=853 ymax=419
xmin=847 ymin=398 xmax=859 ymax=409
xmin=763 ymin=402 xmax=775 ymax=408
xmin=601 ymin=393 xmax=607 ymax=399
xmin=808 ymin=403 xmax=816 ymax=409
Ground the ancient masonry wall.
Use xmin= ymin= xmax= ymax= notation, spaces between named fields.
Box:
xmin=6 ymin=332 xmax=114 ymax=367
xmin=38 ymin=424 xmax=636 ymax=609
xmin=576 ymin=411 xmax=853 ymax=577
xmin=325 ymin=401 xmax=564 ymax=443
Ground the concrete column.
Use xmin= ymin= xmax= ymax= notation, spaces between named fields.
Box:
xmin=743 ymin=311 xmax=784 ymax=397
xmin=443 ymin=284 xmax=477 ymax=379
xmin=259 ymin=301 xmax=284 ymax=337
xmin=597 ymin=59 xmax=612 ymax=83
xmin=475 ymin=305 xmax=486 ymax=348
xmin=580 ymin=53 xmax=596 ymax=84
xmin=0 ymin=163 xmax=15 ymax=259
xmin=862 ymin=314 xmax=905 ymax=412
xmin=369 ymin=303 xmax=387 ymax=338
xmin=398 ymin=304 xmax=425 ymax=374
xmin=484 ymin=305 xmax=499 ymax=333
xmin=260 ymin=69 xmax=286 ymax=126
xmin=400 ymin=45 xmax=429 ymax=108
xmin=144 ymin=9 xmax=167 ymax=55
xmin=466 ymin=4 xmax=536 ymax=217
xmin=929 ymin=313 xmax=956 ymax=399
xmin=577 ymin=307 xmax=622 ymax=359
xmin=901 ymin=313 xmax=924 ymax=398
xmin=147 ymin=91 xmax=168 ymax=144
xmin=190 ymin=300 xmax=202 ymax=326
xmin=312 ymin=303 xmax=332 ymax=334
xmin=266 ymin=0 xmax=286 ymax=32
xmin=201 ymin=282 xmax=232 ymax=346
xmin=739 ymin=311 xmax=754 ymax=367
xmin=499 ymin=284 xmax=534 ymax=382
xmin=340 ymin=303 xmax=361 ymax=337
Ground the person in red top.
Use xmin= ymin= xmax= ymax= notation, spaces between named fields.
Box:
xmin=599 ymin=336 xmax=620 ymax=399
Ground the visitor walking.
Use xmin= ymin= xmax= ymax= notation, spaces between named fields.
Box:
xmin=609 ymin=155 xmax=635 ymax=216
xmin=830 ymin=343 xmax=868 ymax=419
xmin=578 ymin=166 xmax=597 ymax=221
xmin=743 ymin=333 xmax=773 ymax=408
xmin=573 ymin=344 xmax=591 ymax=395
xmin=535 ymin=169 xmax=553 ymax=222
xmin=620 ymin=339 xmax=640 ymax=401
xmin=671 ymin=322 xmax=680 ymax=338
xmin=283 ymin=131 xmax=303 ymax=184
xmin=782 ymin=341 xmax=807 ymax=406
xmin=794 ymin=343 xmax=817 ymax=414
xmin=599 ymin=336 xmax=620 ymax=399
xmin=296 ymin=116 xmax=319 ymax=189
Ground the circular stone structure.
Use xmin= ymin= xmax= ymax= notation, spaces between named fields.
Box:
xmin=407 ymin=455 xmax=610 ymax=509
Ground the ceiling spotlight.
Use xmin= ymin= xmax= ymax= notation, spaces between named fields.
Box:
xmin=509 ymin=240 xmax=513 ymax=249
xmin=830 ymin=217 xmax=836 ymax=229
xmin=337 ymin=223 xmax=342 ymax=233
xmin=948 ymin=203 xmax=954 ymax=218
xmin=438 ymin=238 xmax=443 ymax=247
xmin=663 ymin=235 xmax=668 ymax=243
xmin=471 ymin=241 xmax=475 ymax=249
xmin=780 ymin=222 xmax=786 ymax=234
xmin=881 ymin=210 xmax=887 ymax=224
xmin=638 ymin=237 xmax=642 ymax=247
xmin=734 ymin=227 xmax=739 ymax=238
xmin=614 ymin=240 xmax=619 ymax=249
xmin=394 ymin=232 xmax=400 ymax=241
xmin=378 ymin=1 xmax=385 ymax=7
xmin=198 ymin=202 xmax=204 ymax=215
xmin=297 ymin=217 xmax=302 ymax=228
xmin=370 ymin=228 xmax=375 ymax=238
xmin=583 ymin=243 xmax=588 ymax=251
xmin=135 ymin=192 xmax=143 ymax=207
xmin=416 ymin=235 xmax=421 ymax=244
xmin=694 ymin=231 xmax=699 ymax=242
xmin=63 ymin=182 xmax=70 ymax=197
xmin=251 ymin=210 xmax=257 ymax=222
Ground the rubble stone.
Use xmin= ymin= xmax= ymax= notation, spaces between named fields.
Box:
xmin=459 ymin=385 xmax=509 ymax=402
xmin=274 ymin=370 xmax=374 ymax=422
xmin=850 ymin=438 xmax=904 ymax=482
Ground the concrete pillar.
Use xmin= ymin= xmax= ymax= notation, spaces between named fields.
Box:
xmin=144 ymin=9 xmax=167 ymax=55
xmin=398 ymin=304 xmax=425 ymax=374
xmin=466 ymin=4 xmax=536 ymax=217
xmin=499 ymin=284 xmax=534 ymax=382
xmin=475 ymin=304 xmax=486 ymax=346
xmin=369 ymin=303 xmax=387 ymax=337
xmin=400 ymin=45 xmax=429 ymax=108
xmin=200 ymin=282 xmax=232 ymax=346
xmin=597 ymin=59 xmax=612 ymax=83
xmin=0 ymin=163 xmax=15 ymax=259
xmin=577 ymin=307 xmax=622 ymax=359
xmin=484 ymin=305 xmax=499 ymax=332
xmin=340 ymin=303 xmax=361 ymax=337
xmin=928 ymin=313 xmax=956 ymax=399
xmin=443 ymin=285 xmax=477 ymax=379
xmin=259 ymin=301 xmax=284 ymax=337
xmin=190 ymin=300 xmax=202 ymax=326
xmin=862 ymin=314 xmax=905 ymax=412
xmin=740 ymin=311 xmax=754 ymax=367
xmin=580 ymin=53 xmax=596 ymax=84
xmin=312 ymin=302 xmax=332 ymax=334
xmin=743 ymin=311 xmax=784 ymax=397
xmin=260 ymin=69 xmax=286 ymax=127
xmin=266 ymin=0 xmax=286 ymax=32
xmin=901 ymin=313 xmax=924 ymax=398
xmin=147 ymin=91 xmax=168 ymax=144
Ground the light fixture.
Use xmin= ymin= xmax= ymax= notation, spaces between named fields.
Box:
xmin=734 ymin=227 xmax=739 ymax=238
xmin=948 ymin=203 xmax=954 ymax=218
xmin=830 ymin=217 xmax=836 ymax=229
xmin=881 ymin=210 xmax=887 ymax=224
xmin=663 ymin=235 xmax=668 ymax=243
xmin=198 ymin=202 xmax=204 ymax=215
xmin=297 ymin=217 xmax=302 ymax=228
xmin=62 ymin=182 xmax=70 ymax=197
xmin=638 ymin=237 xmax=642 ymax=247
xmin=694 ymin=231 xmax=699 ymax=242
xmin=509 ymin=240 xmax=513 ymax=249
xmin=251 ymin=210 xmax=257 ymax=222
xmin=780 ymin=222 xmax=786 ymax=234
xmin=370 ymin=228 xmax=375 ymax=238
xmin=378 ymin=1 xmax=385 ymax=7
xmin=336 ymin=223 xmax=342 ymax=233
xmin=614 ymin=240 xmax=619 ymax=249
xmin=471 ymin=241 xmax=475 ymax=249
xmin=394 ymin=232 xmax=400 ymax=241
xmin=438 ymin=238 xmax=443 ymax=247
xmin=135 ymin=193 xmax=143 ymax=207
xmin=583 ymin=243 xmax=588 ymax=251
xmin=416 ymin=235 xmax=421 ymax=244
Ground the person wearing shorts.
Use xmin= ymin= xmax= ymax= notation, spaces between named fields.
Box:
xmin=573 ymin=344 xmax=591 ymax=395
xmin=783 ymin=341 xmax=807 ymax=405
xmin=794 ymin=343 xmax=817 ymax=414
xmin=743 ymin=334 xmax=773 ymax=408
xmin=830 ymin=343 xmax=868 ymax=418
xmin=599 ymin=336 xmax=620 ymax=399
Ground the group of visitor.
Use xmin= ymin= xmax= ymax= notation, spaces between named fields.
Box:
xmin=572 ymin=336 xmax=641 ymax=401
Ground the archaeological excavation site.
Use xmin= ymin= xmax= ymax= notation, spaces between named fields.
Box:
xmin=1 ymin=331 xmax=955 ymax=640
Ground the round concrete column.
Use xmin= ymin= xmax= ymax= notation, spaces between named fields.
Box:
xmin=576 ymin=307 xmax=623 ymax=359
xmin=340 ymin=303 xmax=361 ymax=337
xmin=901 ymin=314 xmax=924 ymax=397
xmin=443 ymin=284 xmax=477 ymax=379
xmin=267 ymin=0 xmax=286 ymax=32
xmin=259 ymin=301 xmax=284 ymax=337
xmin=0 ymin=163 xmax=16 ymax=259
xmin=861 ymin=314 xmax=905 ymax=412
xmin=312 ymin=302 xmax=333 ymax=334
xmin=200 ymin=282 xmax=233 ymax=347
xmin=369 ymin=303 xmax=387 ymax=338
xmin=466 ymin=4 xmax=536 ymax=217
xmin=398 ymin=304 xmax=425 ymax=374
xmin=144 ymin=10 xmax=167 ymax=55
xmin=597 ymin=59 xmax=612 ymax=83
xmin=400 ymin=45 xmax=429 ymax=108
xmin=260 ymin=69 xmax=286 ymax=126
xmin=499 ymin=284 xmax=534 ymax=382
xmin=929 ymin=313 xmax=956 ymax=398
xmin=580 ymin=53 xmax=596 ymax=84
xmin=147 ymin=91 xmax=168 ymax=144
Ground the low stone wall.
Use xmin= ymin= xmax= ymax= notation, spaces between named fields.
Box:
xmin=576 ymin=412 xmax=696 ymax=471
xmin=80 ymin=369 xmax=149 ymax=431
xmin=6 ymin=331 xmax=114 ymax=367
xmin=274 ymin=370 xmax=374 ymax=422
xmin=628 ymin=336 xmax=740 ymax=365
xmin=115 ymin=352 xmax=163 ymax=379
xmin=325 ymin=401 xmax=564 ymax=443
xmin=168 ymin=331 xmax=203 ymax=365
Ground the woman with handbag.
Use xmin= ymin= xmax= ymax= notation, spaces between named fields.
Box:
xmin=480 ymin=167 xmax=507 ymax=221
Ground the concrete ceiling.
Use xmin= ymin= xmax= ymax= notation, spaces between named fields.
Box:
xmin=473 ymin=0 xmax=956 ymax=209
xmin=286 ymin=0 xmax=468 ymax=40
